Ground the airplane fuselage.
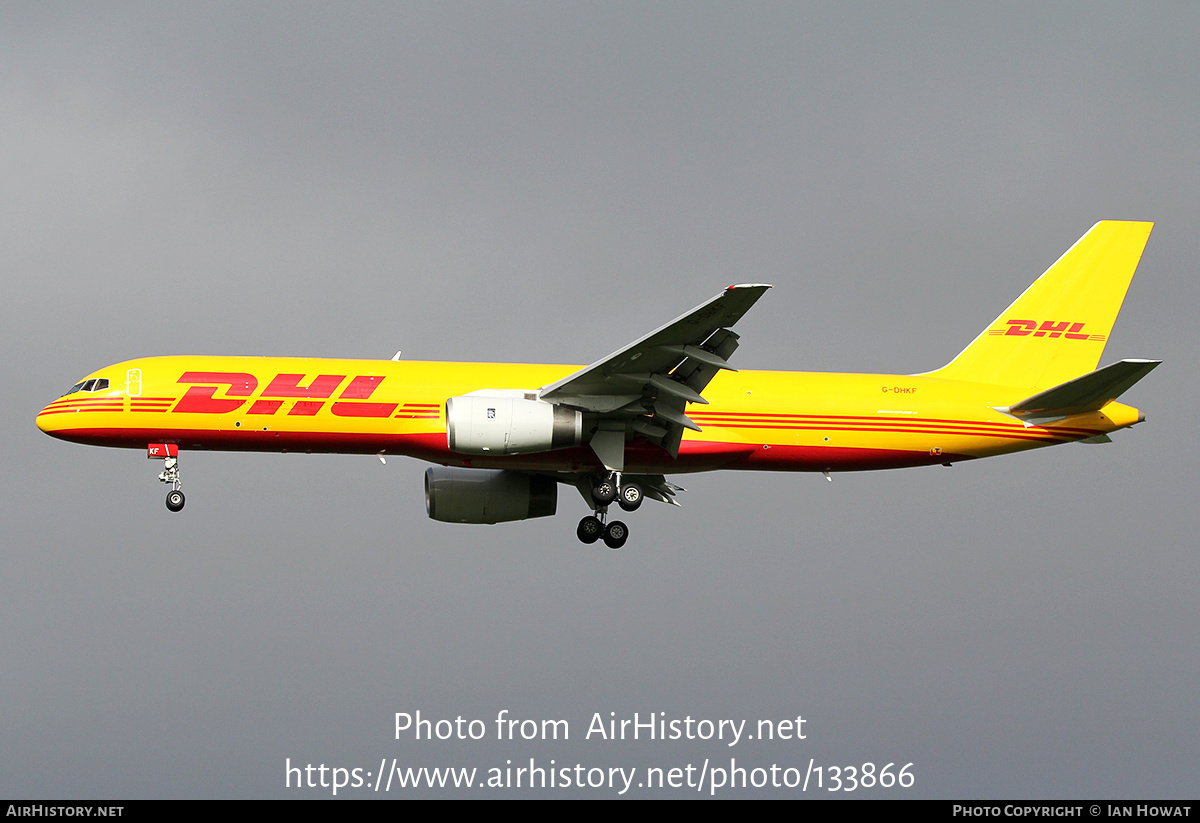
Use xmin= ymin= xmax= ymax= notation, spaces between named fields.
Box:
xmin=36 ymin=354 xmax=1143 ymax=475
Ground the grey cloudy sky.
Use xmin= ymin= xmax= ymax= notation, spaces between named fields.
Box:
xmin=3 ymin=2 xmax=1198 ymax=798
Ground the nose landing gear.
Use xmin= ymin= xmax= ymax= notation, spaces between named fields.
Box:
xmin=149 ymin=443 xmax=184 ymax=512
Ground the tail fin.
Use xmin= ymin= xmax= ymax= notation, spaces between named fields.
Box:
xmin=928 ymin=221 xmax=1153 ymax=389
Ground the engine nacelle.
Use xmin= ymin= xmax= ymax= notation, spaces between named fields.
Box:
xmin=425 ymin=467 xmax=557 ymax=524
xmin=445 ymin=395 xmax=582 ymax=455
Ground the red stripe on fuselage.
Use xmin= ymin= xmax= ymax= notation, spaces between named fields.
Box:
xmin=36 ymin=425 xmax=971 ymax=474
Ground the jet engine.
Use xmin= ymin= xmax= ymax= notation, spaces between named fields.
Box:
xmin=424 ymin=467 xmax=558 ymax=524
xmin=445 ymin=395 xmax=582 ymax=455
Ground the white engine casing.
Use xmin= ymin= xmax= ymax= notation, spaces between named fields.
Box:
xmin=446 ymin=395 xmax=582 ymax=455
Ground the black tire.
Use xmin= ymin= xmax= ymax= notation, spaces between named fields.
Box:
xmin=165 ymin=490 xmax=185 ymax=512
xmin=591 ymin=478 xmax=617 ymax=506
xmin=617 ymin=482 xmax=643 ymax=512
xmin=603 ymin=520 xmax=628 ymax=550
xmin=576 ymin=515 xmax=602 ymax=544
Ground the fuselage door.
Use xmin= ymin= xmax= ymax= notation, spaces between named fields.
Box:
xmin=126 ymin=368 xmax=142 ymax=397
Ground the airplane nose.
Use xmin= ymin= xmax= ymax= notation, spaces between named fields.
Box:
xmin=36 ymin=399 xmax=69 ymax=436
xmin=36 ymin=403 xmax=54 ymax=433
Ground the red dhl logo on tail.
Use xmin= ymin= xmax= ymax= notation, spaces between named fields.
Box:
xmin=986 ymin=320 xmax=1106 ymax=341
xmin=170 ymin=372 xmax=441 ymax=419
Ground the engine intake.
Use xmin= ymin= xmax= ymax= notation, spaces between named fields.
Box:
xmin=425 ymin=467 xmax=557 ymax=524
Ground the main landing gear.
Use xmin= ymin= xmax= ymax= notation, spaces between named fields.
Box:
xmin=576 ymin=473 xmax=642 ymax=549
xmin=576 ymin=513 xmax=628 ymax=550
xmin=149 ymin=443 xmax=185 ymax=512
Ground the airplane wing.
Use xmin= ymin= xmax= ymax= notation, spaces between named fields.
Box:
xmin=539 ymin=284 xmax=771 ymax=466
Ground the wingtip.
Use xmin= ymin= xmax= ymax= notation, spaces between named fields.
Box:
xmin=726 ymin=283 xmax=773 ymax=290
xmin=1090 ymin=219 xmax=1155 ymax=233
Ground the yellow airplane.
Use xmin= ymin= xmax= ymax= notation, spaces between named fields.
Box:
xmin=37 ymin=221 xmax=1158 ymax=548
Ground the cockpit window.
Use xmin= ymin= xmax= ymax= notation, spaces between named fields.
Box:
xmin=63 ymin=378 xmax=110 ymax=396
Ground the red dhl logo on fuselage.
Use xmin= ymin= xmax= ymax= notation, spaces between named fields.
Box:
xmin=169 ymin=372 xmax=441 ymax=419
xmin=986 ymin=320 xmax=1106 ymax=341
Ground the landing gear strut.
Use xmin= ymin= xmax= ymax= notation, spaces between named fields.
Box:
xmin=149 ymin=443 xmax=185 ymax=512
xmin=577 ymin=472 xmax=634 ymax=549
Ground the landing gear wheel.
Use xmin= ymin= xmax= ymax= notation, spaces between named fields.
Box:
xmin=576 ymin=515 xmax=602 ymax=544
xmin=603 ymin=520 xmax=629 ymax=550
xmin=617 ymin=482 xmax=643 ymax=512
xmin=591 ymin=478 xmax=617 ymax=506
xmin=153 ymin=448 xmax=185 ymax=511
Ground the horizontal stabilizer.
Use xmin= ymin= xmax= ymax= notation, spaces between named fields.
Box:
xmin=996 ymin=358 xmax=1160 ymax=424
